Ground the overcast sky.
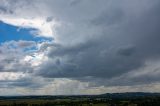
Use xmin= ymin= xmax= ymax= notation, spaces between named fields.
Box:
xmin=0 ymin=0 xmax=160 ymax=95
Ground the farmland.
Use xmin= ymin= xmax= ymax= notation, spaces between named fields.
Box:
xmin=0 ymin=92 xmax=160 ymax=106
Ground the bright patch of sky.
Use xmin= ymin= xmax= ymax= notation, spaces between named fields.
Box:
xmin=0 ymin=21 xmax=51 ymax=43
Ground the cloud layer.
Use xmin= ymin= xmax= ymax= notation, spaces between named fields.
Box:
xmin=0 ymin=0 xmax=160 ymax=95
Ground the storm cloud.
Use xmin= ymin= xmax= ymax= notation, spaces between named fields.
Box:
xmin=36 ymin=0 xmax=160 ymax=80
xmin=0 ymin=0 xmax=160 ymax=95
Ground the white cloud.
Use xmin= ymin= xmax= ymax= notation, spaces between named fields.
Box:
xmin=0 ymin=72 xmax=26 ymax=80
xmin=0 ymin=15 xmax=58 ymax=38
xmin=24 ymin=53 xmax=48 ymax=67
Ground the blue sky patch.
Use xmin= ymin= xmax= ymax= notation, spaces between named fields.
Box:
xmin=0 ymin=21 xmax=51 ymax=43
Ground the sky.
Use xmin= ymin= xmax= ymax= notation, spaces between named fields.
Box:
xmin=0 ymin=0 xmax=160 ymax=95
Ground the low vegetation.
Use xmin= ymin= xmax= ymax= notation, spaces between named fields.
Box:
xmin=0 ymin=93 xmax=160 ymax=106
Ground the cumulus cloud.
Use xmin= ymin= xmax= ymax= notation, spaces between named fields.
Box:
xmin=35 ymin=0 xmax=160 ymax=86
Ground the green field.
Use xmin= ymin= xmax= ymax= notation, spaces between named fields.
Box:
xmin=0 ymin=98 xmax=136 ymax=106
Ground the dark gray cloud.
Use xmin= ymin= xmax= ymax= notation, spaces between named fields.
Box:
xmin=91 ymin=8 xmax=124 ymax=26
xmin=34 ymin=0 xmax=160 ymax=87
xmin=0 ymin=76 xmax=48 ymax=89
xmin=117 ymin=46 xmax=136 ymax=56
xmin=69 ymin=0 xmax=82 ymax=6
xmin=0 ymin=6 xmax=13 ymax=14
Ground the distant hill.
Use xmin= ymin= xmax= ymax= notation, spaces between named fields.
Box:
xmin=0 ymin=92 xmax=160 ymax=100
xmin=100 ymin=92 xmax=160 ymax=98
